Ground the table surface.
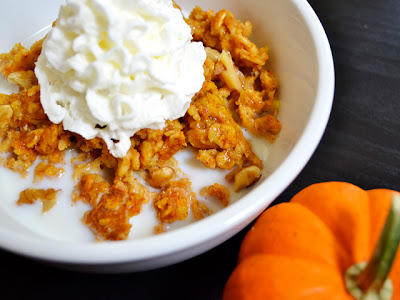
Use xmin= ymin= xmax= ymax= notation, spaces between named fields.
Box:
xmin=2 ymin=0 xmax=400 ymax=299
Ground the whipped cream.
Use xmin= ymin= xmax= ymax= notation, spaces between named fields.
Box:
xmin=35 ymin=0 xmax=206 ymax=158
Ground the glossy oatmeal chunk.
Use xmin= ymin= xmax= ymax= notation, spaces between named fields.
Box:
xmin=187 ymin=7 xmax=281 ymax=142
xmin=184 ymin=77 xmax=262 ymax=170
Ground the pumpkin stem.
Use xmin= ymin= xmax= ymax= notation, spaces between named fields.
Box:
xmin=345 ymin=194 xmax=400 ymax=300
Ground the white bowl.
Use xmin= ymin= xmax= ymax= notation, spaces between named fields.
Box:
xmin=0 ymin=0 xmax=334 ymax=272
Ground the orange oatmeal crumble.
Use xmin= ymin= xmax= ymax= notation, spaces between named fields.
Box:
xmin=17 ymin=188 xmax=59 ymax=213
xmin=200 ymin=183 xmax=230 ymax=207
xmin=0 ymin=7 xmax=281 ymax=241
xmin=187 ymin=8 xmax=281 ymax=142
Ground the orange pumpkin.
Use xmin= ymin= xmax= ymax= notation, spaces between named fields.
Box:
xmin=223 ymin=182 xmax=400 ymax=300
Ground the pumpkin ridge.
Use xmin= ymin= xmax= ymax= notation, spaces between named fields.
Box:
xmin=224 ymin=254 xmax=354 ymax=300
xmin=238 ymin=202 xmax=351 ymax=270
xmin=291 ymin=181 xmax=371 ymax=266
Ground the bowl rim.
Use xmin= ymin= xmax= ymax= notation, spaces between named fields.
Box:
xmin=0 ymin=0 xmax=335 ymax=266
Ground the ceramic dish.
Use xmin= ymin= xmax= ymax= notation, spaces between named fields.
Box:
xmin=0 ymin=0 xmax=334 ymax=272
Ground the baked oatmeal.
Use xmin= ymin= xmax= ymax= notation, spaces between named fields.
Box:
xmin=0 ymin=6 xmax=281 ymax=241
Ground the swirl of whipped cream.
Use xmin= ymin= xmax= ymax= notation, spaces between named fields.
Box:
xmin=35 ymin=0 xmax=206 ymax=157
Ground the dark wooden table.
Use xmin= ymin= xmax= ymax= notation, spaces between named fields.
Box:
xmin=2 ymin=0 xmax=400 ymax=299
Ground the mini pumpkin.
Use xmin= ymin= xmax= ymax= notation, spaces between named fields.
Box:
xmin=223 ymin=182 xmax=400 ymax=300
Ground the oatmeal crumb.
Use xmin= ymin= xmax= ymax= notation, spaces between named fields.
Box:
xmin=200 ymin=183 xmax=230 ymax=207
xmin=17 ymin=188 xmax=59 ymax=213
